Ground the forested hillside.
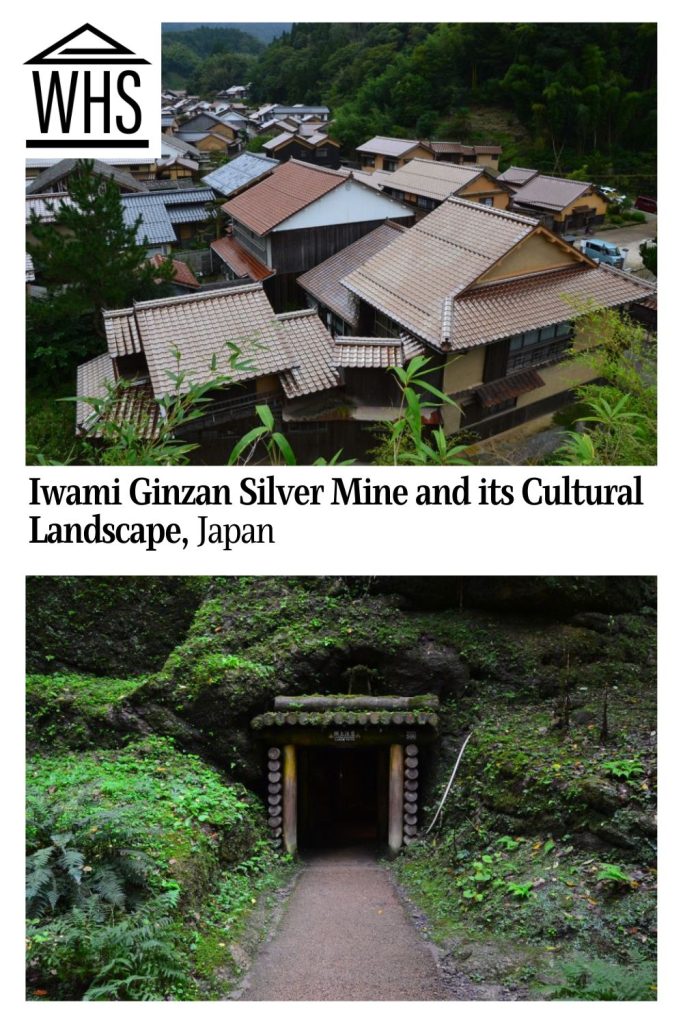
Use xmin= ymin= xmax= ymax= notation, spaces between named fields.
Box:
xmin=162 ymin=26 xmax=265 ymax=92
xmin=243 ymin=23 xmax=655 ymax=184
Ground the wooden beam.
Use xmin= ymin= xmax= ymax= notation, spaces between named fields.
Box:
xmin=274 ymin=695 xmax=439 ymax=712
xmin=282 ymin=744 xmax=298 ymax=856
xmin=388 ymin=743 xmax=404 ymax=855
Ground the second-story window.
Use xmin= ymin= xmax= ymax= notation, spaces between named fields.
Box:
xmin=506 ymin=322 xmax=572 ymax=372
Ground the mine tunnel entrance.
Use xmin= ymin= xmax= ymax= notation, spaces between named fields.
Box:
xmin=251 ymin=694 xmax=439 ymax=856
xmin=297 ymin=746 xmax=388 ymax=849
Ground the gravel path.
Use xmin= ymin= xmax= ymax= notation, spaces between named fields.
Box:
xmin=239 ymin=847 xmax=447 ymax=1001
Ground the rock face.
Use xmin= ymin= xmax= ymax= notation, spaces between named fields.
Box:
xmin=26 ymin=577 xmax=207 ymax=675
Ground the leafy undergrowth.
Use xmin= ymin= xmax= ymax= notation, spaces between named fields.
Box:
xmin=27 ymin=673 xmax=146 ymax=750
xmin=26 ymin=737 xmax=288 ymax=1000
xmin=394 ymin=680 xmax=656 ymax=999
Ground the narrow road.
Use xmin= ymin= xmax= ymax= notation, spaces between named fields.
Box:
xmin=240 ymin=848 xmax=447 ymax=1000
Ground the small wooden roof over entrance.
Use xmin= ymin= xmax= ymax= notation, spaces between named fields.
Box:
xmin=251 ymin=694 xmax=439 ymax=740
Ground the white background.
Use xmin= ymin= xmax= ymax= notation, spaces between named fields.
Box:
xmin=5 ymin=0 xmax=679 ymax=1018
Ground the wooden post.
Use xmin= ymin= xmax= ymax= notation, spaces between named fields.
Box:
xmin=388 ymin=743 xmax=404 ymax=856
xmin=282 ymin=744 xmax=298 ymax=856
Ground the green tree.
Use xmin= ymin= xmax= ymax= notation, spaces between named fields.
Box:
xmin=639 ymin=239 xmax=657 ymax=276
xmin=27 ymin=161 xmax=174 ymax=381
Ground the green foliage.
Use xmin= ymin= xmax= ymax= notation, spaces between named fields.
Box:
xmin=26 ymin=737 xmax=278 ymax=1000
xmin=543 ymin=956 xmax=656 ymax=1000
xmin=27 ymin=161 xmax=175 ymax=383
xmin=640 ymin=238 xmax=657 ymax=276
xmin=27 ymin=893 xmax=191 ymax=1001
xmin=596 ymin=864 xmax=634 ymax=886
xmin=603 ymin=758 xmax=644 ymax=780
xmin=246 ymin=23 xmax=655 ymax=179
xmin=26 ymin=577 xmax=206 ymax=677
xmin=552 ymin=308 xmax=656 ymax=466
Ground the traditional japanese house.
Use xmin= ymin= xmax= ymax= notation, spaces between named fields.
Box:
xmin=339 ymin=197 xmax=656 ymax=439
xmin=509 ymin=173 xmax=609 ymax=233
xmin=262 ymin=130 xmax=341 ymax=169
xmin=219 ymin=159 xmax=414 ymax=309
xmin=202 ymin=153 xmax=279 ymax=198
xmin=76 ymin=284 xmax=344 ymax=459
xmin=174 ymin=112 xmax=242 ymax=157
xmin=430 ymin=141 xmax=502 ymax=170
xmin=26 ymin=158 xmax=148 ymax=195
xmin=251 ymin=695 xmax=439 ymax=855
xmin=298 ymin=221 xmax=408 ymax=335
xmin=376 ymin=159 xmax=511 ymax=216
xmin=356 ymin=136 xmax=434 ymax=172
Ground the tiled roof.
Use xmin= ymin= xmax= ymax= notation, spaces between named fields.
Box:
xmin=25 ymin=252 xmax=35 ymax=282
xmin=120 ymin=188 xmax=214 ymax=245
xmin=497 ymin=166 xmax=538 ymax=186
xmin=512 ymin=174 xmax=595 ymax=213
xmin=357 ymin=136 xmax=429 ymax=158
xmin=261 ymin=131 xmax=295 ymax=151
xmin=103 ymin=285 xmax=294 ymax=397
xmin=446 ymin=264 xmax=657 ymax=351
xmin=162 ymin=134 xmax=201 ymax=158
xmin=26 ymin=193 xmax=75 ymax=223
xmin=276 ymin=310 xmax=341 ymax=398
xmin=201 ymin=153 xmax=278 ymax=196
xmin=351 ymin=169 xmax=394 ymax=192
xmin=343 ymin=198 xmax=539 ymax=347
xmin=332 ymin=336 xmax=424 ymax=369
xmin=380 ymin=158 xmax=493 ymax=202
xmin=210 ymin=235 xmax=274 ymax=281
xmin=76 ymin=354 xmax=159 ymax=439
xmin=429 ymin=141 xmax=502 ymax=156
xmin=342 ymin=197 xmax=655 ymax=351
xmin=148 ymin=254 xmax=200 ymax=289
xmin=223 ymin=159 xmax=348 ymax=235
xmin=26 ymin=158 xmax=147 ymax=196
xmin=475 ymin=368 xmax=544 ymax=407
xmin=102 ymin=285 xmax=344 ymax=403
xmin=297 ymin=221 xmax=407 ymax=328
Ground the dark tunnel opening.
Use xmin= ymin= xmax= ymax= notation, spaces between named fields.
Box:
xmin=297 ymin=746 xmax=389 ymax=849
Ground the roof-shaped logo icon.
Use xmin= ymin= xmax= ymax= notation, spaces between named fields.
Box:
xmin=25 ymin=23 xmax=150 ymax=65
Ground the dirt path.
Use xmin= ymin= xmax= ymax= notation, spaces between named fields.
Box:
xmin=238 ymin=847 xmax=447 ymax=1001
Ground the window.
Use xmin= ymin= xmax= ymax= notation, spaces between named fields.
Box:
xmin=383 ymin=158 xmax=397 ymax=172
xmin=374 ymin=309 xmax=402 ymax=339
xmin=479 ymin=197 xmax=494 ymax=207
xmin=506 ymin=322 xmax=572 ymax=372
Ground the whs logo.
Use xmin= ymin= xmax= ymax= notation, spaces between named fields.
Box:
xmin=25 ymin=22 xmax=157 ymax=156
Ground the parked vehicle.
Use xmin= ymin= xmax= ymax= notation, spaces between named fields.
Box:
xmin=577 ymin=238 xmax=625 ymax=268
xmin=599 ymin=185 xmax=628 ymax=204
xmin=634 ymin=195 xmax=657 ymax=214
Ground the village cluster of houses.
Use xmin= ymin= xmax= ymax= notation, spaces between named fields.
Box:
xmin=25 ymin=86 xmax=656 ymax=462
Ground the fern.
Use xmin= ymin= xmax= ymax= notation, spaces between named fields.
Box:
xmin=545 ymin=957 xmax=656 ymax=1001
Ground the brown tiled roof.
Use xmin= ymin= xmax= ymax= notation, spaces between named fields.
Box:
xmin=447 ymin=265 xmax=657 ymax=351
xmin=276 ymin=310 xmax=341 ymax=398
xmin=103 ymin=285 xmax=295 ymax=397
xmin=380 ymin=158 xmax=496 ymax=202
xmin=429 ymin=141 xmax=502 ymax=156
xmin=332 ymin=336 xmax=424 ymax=369
xmin=356 ymin=136 xmax=430 ymax=158
xmin=351 ymin=169 xmax=394 ymax=191
xmin=149 ymin=254 xmax=200 ymax=289
xmin=76 ymin=355 xmax=159 ymax=439
xmin=497 ymin=166 xmax=538 ymax=187
xmin=210 ymin=235 xmax=274 ymax=282
xmin=476 ymin=369 xmax=544 ymax=407
xmin=342 ymin=196 xmax=656 ymax=352
xmin=103 ymin=285 xmax=342 ymax=403
xmin=343 ymin=198 xmax=539 ymax=347
xmin=223 ymin=159 xmax=348 ymax=235
xmin=297 ymin=221 xmax=408 ymax=328
xmin=512 ymin=174 xmax=595 ymax=213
